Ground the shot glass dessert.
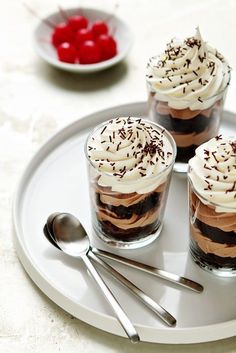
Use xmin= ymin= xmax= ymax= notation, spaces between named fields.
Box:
xmin=188 ymin=135 xmax=236 ymax=276
xmin=85 ymin=117 xmax=176 ymax=249
xmin=146 ymin=27 xmax=231 ymax=172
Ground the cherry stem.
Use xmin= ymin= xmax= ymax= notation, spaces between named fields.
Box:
xmin=78 ymin=0 xmax=84 ymax=16
xmin=58 ymin=5 xmax=68 ymax=21
xmin=23 ymin=2 xmax=56 ymax=28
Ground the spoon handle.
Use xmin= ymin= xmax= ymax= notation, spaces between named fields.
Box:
xmin=91 ymin=248 xmax=203 ymax=293
xmin=88 ymin=251 xmax=176 ymax=326
xmin=82 ymin=255 xmax=140 ymax=343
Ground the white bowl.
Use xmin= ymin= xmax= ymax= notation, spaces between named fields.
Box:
xmin=34 ymin=7 xmax=133 ymax=73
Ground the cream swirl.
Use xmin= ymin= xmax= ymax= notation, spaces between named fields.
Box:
xmin=146 ymin=27 xmax=231 ymax=110
xmin=86 ymin=117 xmax=175 ymax=194
xmin=188 ymin=136 xmax=236 ymax=212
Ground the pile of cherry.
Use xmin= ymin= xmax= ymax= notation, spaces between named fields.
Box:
xmin=51 ymin=14 xmax=117 ymax=64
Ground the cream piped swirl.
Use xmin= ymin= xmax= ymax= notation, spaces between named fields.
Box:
xmin=188 ymin=136 xmax=236 ymax=212
xmin=146 ymin=27 xmax=231 ymax=110
xmin=87 ymin=117 xmax=175 ymax=194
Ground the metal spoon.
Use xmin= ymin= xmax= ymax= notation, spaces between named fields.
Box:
xmin=44 ymin=216 xmax=177 ymax=326
xmin=47 ymin=213 xmax=203 ymax=294
xmin=45 ymin=214 xmax=140 ymax=343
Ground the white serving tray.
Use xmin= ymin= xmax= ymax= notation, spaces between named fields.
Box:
xmin=13 ymin=102 xmax=236 ymax=344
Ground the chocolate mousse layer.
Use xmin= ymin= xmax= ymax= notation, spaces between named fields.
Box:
xmin=92 ymin=181 xmax=166 ymax=241
xmin=149 ymin=98 xmax=222 ymax=163
xmin=189 ymin=191 xmax=236 ymax=269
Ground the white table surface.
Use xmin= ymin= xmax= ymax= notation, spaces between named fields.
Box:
xmin=1 ymin=0 xmax=236 ymax=352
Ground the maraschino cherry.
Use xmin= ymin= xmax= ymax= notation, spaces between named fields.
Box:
xmin=75 ymin=28 xmax=94 ymax=49
xmin=92 ymin=20 xmax=108 ymax=38
xmin=79 ymin=40 xmax=101 ymax=64
xmin=68 ymin=15 xmax=88 ymax=31
xmin=52 ymin=23 xmax=74 ymax=47
xmin=57 ymin=42 xmax=77 ymax=63
xmin=96 ymin=34 xmax=117 ymax=60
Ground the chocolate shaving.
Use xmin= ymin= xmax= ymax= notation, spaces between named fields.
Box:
xmin=230 ymin=141 xmax=236 ymax=154
xmin=204 ymin=163 xmax=211 ymax=170
xmin=100 ymin=126 xmax=107 ymax=135
xmin=186 ymin=58 xmax=191 ymax=68
xmin=212 ymin=151 xmax=219 ymax=163
xmin=139 ymin=172 xmax=146 ymax=177
xmin=116 ymin=142 xmax=121 ymax=151
xmin=226 ymin=181 xmax=236 ymax=193
xmin=215 ymin=134 xmax=222 ymax=141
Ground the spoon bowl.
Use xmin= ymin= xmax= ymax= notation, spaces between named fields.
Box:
xmin=52 ymin=213 xmax=89 ymax=257
xmin=43 ymin=224 xmax=60 ymax=249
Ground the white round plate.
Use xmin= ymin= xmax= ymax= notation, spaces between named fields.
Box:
xmin=34 ymin=7 xmax=133 ymax=73
xmin=13 ymin=102 xmax=236 ymax=344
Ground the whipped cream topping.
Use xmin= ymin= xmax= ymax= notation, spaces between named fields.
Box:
xmin=188 ymin=135 xmax=236 ymax=212
xmin=87 ymin=117 xmax=175 ymax=194
xmin=146 ymin=27 xmax=231 ymax=110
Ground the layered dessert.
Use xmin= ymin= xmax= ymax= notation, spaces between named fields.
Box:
xmin=146 ymin=27 xmax=231 ymax=166
xmin=188 ymin=136 xmax=236 ymax=275
xmin=86 ymin=117 xmax=176 ymax=248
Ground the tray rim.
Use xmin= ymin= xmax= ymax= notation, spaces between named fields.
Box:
xmin=12 ymin=101 xmax=236 ymax=344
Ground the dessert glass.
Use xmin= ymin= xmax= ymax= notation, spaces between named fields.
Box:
xmin=85 ymin=119 xmax=176 ymax=249
xmin=188 ymin=173 xmax=236 ymax=277
xmin=147 ymin=86 xmax=228 ymax=173
xmin=146 ymin=27 xmax=231 ymax=173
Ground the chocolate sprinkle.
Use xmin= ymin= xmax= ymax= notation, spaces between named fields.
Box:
xmin=204 ymin=163 xmax=211 ymax=170
xmin=215 ymin=134 xmax=223 ymax=141
xmin=230 ymin=141 xmax=236 ymax=154
xmin=100 ymin=125 xmax=107 ymax=135
xmin=226 ymin=182 xmax=236 ymax=193
xmin=212 ymin=151 xmax=219 ymax=163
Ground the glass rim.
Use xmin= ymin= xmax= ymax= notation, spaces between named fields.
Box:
xmin=188 ymin=172 xmax=236 ymax=212
xmin=84 ymin=117 xmax=177 ymax=182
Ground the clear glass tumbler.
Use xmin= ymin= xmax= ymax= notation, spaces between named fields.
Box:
xmin=188 ymin=176 xmax=236 ymax=277
xmin=147 ymin=85 xmax=227 ymax=173
xmin=85 ymin=120 xmax=176 ymax=249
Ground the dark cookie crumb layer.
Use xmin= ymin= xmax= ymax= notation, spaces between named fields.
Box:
xmin=190 ymin=240 xmax=236 ymax=269
xmin=176 ymin=145 xmax=198 ymax=162
xmin=157 ymin=113 xmax=215 ymax=134
xmin=194 ymin=218 xmax=236 ymax=245
xmin=96 ymin=219 xmax=160 ymax=241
